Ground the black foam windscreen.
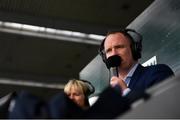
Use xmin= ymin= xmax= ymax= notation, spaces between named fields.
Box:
xmin=106 ymin=55 xmax=121 ymax=69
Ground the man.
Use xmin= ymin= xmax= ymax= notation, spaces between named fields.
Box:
xmin=99 ymin=29 xmax=174 ymax=94
xmin=82 ymin=28 xmax=174 ymax=118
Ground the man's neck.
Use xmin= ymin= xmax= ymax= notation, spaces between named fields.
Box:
xmin=119 ymin=62 xmax=138 ymax=79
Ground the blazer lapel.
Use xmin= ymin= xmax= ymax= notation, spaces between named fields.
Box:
xmin=128 ymin=64 xmax=144 ymax=90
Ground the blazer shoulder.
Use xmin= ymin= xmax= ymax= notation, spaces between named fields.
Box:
xmin=144 ymin=64 xmax=174 ymax=75
xmin=147 ymin=64 xmax=172 ymax=70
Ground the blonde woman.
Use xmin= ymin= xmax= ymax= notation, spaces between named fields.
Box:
xmin=64 ymin=79 xmax=95 ymax=110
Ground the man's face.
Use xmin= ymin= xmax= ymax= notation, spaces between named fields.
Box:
xmin=104 ymin=32 xmax=136 ymax=70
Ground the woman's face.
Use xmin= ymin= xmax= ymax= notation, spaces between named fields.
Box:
xmin=66 ymin=86 xmax=86 ymax=108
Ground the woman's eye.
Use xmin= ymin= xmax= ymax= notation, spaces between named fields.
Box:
xmin=75 ymin=93 xmax=81 ymax=96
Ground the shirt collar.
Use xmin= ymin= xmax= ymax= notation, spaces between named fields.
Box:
xmin=126 ymin=63 xmax=139 ymax=78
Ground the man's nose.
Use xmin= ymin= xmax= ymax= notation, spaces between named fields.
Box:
xmin=111 ymin=48 xmax=118 ymax=55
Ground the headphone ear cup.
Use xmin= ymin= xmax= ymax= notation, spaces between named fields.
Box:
xmin=101 ymin=52 xmax=107 ymax=64
xmin=126 ymin=29 xmax=142 ymax=60
xmin=135 ymin=42 xmax=142 ymax=59
xmin=99 ymin=49 xmax=106 ymax=63
xmin=98 ymin=39 xmax=109 ymax=69
xmin=87 ymin=83 xmax=95 ymax=95
xmin=130 ymin=42 xmax=139 ymax=60
xmin=80 ymin=80 xmax=95 ymax=96
xmin=85 ymin=82 xmax=95 ymax=96
xmin=99 ymin=51 xmax=111 ymax=69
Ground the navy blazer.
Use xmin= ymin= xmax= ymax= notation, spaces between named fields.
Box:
xmin=129 ymin=64 xmax=174 ymax=91
xmin=82 ymin=64 xmax=174 ymax=118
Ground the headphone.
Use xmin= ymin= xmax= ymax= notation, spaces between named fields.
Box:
xmin=98 ymin=28 xmax=142 ymax=69
xmin=78 ymin=79 xmax=95 ymax=96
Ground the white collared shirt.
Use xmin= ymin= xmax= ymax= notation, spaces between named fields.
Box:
xmin=124 ymin=63 xmax=139 ymax=86
xmin=121 ymin=63 xmax=139 ymax=96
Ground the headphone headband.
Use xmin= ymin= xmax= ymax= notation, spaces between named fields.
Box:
xmin=70 ymin=79 xmax=95 ymax=96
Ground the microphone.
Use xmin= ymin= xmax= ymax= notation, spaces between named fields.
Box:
xmin=106 ymin=55 xmax=121 ymax=77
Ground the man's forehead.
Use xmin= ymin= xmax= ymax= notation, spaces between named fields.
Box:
xmin=107 ymin=32 xmax=125 ymax=38
xmin=105 ymin=33 xmax=128 ymax=44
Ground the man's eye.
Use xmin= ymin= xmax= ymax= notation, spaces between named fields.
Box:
xmin=115 ymin=45 xmax=124 ymax=49
xmin=105 ymin=49 xmax=111 ymax=54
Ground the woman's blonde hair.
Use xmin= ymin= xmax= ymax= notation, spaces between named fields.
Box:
xmin=64 ymin=79 xmax=95 ymax=107
xmin=64 ymin=79 xmax=93 ymax=97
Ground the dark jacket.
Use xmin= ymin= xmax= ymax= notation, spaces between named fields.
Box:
xmin=129 ymin=64 xmax=174 ymax=91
